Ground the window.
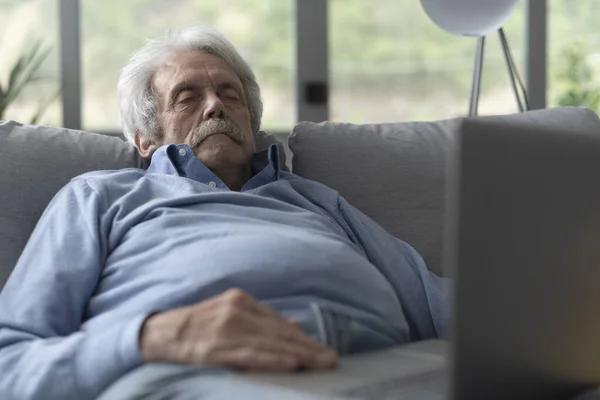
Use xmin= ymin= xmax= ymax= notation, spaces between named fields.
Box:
xmin=80 ymin=0 xmax=294 ymax=133
xmin=0 ymin=0 xmax=62 ymax=126
xmin=548 ymin=0 xmax=600 ymax=113
xmin=328 ymin=0 xmax=525 ymax=123
xmin=0 ymin=2 xmax=562 ymax=131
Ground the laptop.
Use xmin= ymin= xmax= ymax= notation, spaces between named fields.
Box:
xmin=234 ymin=118 xmax=600 ymax=399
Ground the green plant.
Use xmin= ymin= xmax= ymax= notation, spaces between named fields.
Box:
xmin=554 ymin=41 xmax=600 ymax=112
xmin=0 ymin=40 xmax=60 ymax=124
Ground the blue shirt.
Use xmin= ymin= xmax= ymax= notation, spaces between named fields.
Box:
xmin=0 ymin=143 xmax=449 ymax=400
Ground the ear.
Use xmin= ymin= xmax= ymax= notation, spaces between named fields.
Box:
xmin=134 ymin=131 xmax=160 ymax=159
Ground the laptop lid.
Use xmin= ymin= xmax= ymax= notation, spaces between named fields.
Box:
xmin=445 ymin=118 xmax=600 ymax=399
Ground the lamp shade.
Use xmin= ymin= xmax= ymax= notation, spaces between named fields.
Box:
xmin=421 ymin=0 xmax=519 ymax=37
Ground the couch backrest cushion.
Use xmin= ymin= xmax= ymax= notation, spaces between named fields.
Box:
xmin=0 ymin=121 xmax=284 ymax=291
xmin=289 ymin=107 xmax=600 ymax=276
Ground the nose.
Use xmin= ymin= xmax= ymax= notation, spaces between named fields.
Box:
xmin=202 ymin=91 xmax=225 ymax=121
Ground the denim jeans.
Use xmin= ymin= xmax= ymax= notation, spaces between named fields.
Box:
xmin=290 ymin=301 xmax=405 ymax=355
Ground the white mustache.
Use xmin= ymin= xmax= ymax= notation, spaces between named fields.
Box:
xmin=190 ymin=119 xmax=244 ymax=148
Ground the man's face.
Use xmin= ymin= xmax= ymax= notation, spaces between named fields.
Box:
xmin=136 ymin=51 xmax=256 ymax=170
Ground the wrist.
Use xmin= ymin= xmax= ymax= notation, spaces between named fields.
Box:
xmin=138 ymin=312 xmax=162 ymax=362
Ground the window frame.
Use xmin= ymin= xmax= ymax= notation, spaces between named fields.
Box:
xmin=58 ymin=0 xmax=548 ymax=136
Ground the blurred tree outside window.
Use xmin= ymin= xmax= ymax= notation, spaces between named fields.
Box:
xmin=4 ymin=1 xmax=599 ymax=131
xmin=554 ymin=41 xmax=600 ymax=112
xmin=328 ymin=0 xmax=525 ymax=123
xmin=0 ymin=0 xmax=62 ymax=126
xmin=549 ymin=0 xmax=600 ymax=113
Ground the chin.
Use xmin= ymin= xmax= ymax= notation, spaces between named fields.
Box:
xmin=194 ymin=143 xmax=250 ymax=169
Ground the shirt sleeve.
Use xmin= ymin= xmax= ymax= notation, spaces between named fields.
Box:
xmin=336 ymin=196 xmax=451 ymax=341
xmin=0 ymin=178 xmax=146 ymax=400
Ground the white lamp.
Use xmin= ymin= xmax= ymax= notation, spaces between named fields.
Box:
xmin=421 ymin=0 xmax=529 ymax=116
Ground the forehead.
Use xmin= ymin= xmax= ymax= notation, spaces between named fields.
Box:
xmin=152 ymin=50 xmax=243 ymax=95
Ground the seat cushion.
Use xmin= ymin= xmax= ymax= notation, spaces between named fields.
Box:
xmin=288 ymin=107 xmax=600 ymax=276
xmin=0 ymin=121 xmax=285 ymax=290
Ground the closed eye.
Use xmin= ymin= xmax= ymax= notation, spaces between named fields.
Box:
xmin=220 ymin=86 xmax=242 ymax=101
xmin=178 ymin=94 xmax=196 ymax=103
xmin=171 ymin=86 xmax=197 ymax=106
xmin=174 ymin=90 xmax=200 ymax=106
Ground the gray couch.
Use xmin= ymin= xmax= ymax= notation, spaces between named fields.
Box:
xmin=1 ymin=106 xmax=599 ymax=294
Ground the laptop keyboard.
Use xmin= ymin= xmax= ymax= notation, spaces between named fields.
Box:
xmin=338 ymin=369 xmax=446 ymax=400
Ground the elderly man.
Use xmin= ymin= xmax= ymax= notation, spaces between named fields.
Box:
xmin=0 ymin=26 xmax=448 ymax=400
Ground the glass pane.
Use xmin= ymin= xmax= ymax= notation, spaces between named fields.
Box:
xmin=329 ymin=0 xmax=525 ymax=123
xmin=81 ymin=0 xmax=294 ymax=133
xmin=0 ymin=0 xmax=62 ymax=126
xmin=548 ymin=0 xmax=600 ymax=113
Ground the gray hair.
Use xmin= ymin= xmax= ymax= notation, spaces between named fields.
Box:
xmin=118 ymin=26 xmax=263 ymax=142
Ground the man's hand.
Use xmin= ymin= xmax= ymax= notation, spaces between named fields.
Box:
xmin=139 ymin=289 xmax=338 ymax=372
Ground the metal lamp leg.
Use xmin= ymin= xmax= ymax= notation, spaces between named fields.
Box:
xmin=469 ymin=36 xmax=485 ymax=117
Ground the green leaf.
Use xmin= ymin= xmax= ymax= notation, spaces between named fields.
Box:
xmin=5 ymin=40 xmax=45 ymax=91
xmin=6 ymin=54 xmax=27 ymax=94
xmin=1 ymin=42 xmax=52 ymax=110
xmin=0 ymin=38 xmax=59 ymax=121
xmin=0 ymin=79 xmax=4 ymax=116
xmin=24 ymin=40 xmax=43 ymax=64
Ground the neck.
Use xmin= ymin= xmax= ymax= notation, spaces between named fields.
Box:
xmin=212 ymin=164 xmax=252 ymax=191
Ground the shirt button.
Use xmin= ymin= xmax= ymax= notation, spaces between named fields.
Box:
xmin=208 ymin=181 xmax=217 ymax=187
xmin=178 ymin=148 xmax=187 ymax=156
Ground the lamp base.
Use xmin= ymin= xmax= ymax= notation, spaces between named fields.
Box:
xmin=468 ymin=28 xmax=529 ymax=117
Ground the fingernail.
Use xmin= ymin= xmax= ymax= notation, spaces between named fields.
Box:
xmin=284 ymin=357 xmax=297 ymax=369
xmin=317 ymin=351 xmax=337 ymax=366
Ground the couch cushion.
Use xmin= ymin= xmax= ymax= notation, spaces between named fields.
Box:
xmin=0 ymin=121 xmax=285 ymax=291
xmin=289 ymin=107 xmax=600 ymax=276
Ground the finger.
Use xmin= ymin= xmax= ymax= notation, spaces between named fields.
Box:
xmin=218 ymin=290 xmax=323 ymax=342
xmin=187 ymin=299 xmax=329 ymax=354
xmin=216 ymin=289 xmax=286 ymax=321
xmin=254 ymin=314 xmax=332 ymax=352
xmin=221 ymin=289 xmax=298 ymax=326
xmin=237 ymin=293 xmax=291 ymax=321
xmin=217 ymin=348 xmax=299 ymax=372
xmin=202 ymin=336 xmax=337 ymax=372
xmin=247 ymin=335 xmax=337 ymax=370
xmin=211 ymin=307 xmax=328 ymax=352
xmin=187 ymin=290 xmax=283 ymax=329
xmin=198 ymin=290 xmax=332 ymax=352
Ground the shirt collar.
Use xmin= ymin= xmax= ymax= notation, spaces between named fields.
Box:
xmin=146 ymin=143 xmax=281 ymax=191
